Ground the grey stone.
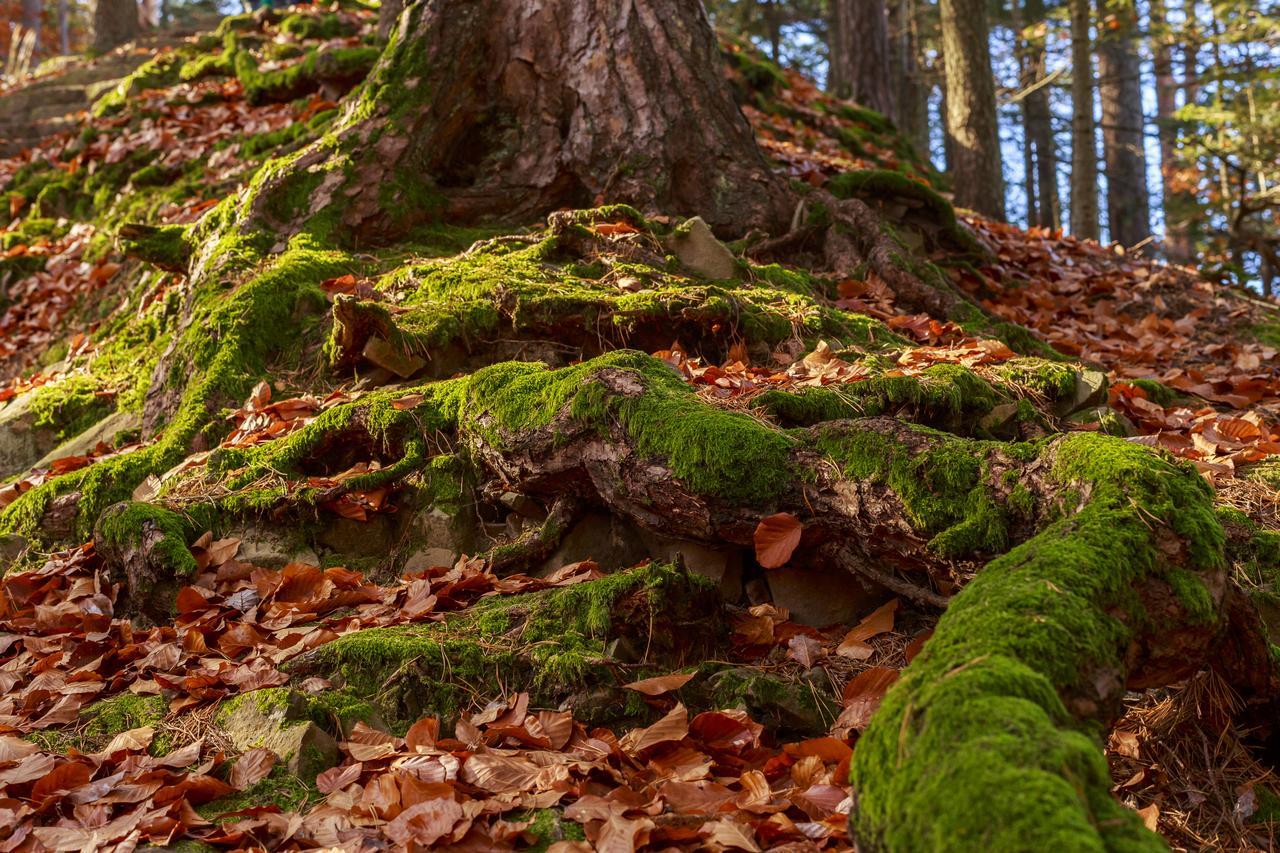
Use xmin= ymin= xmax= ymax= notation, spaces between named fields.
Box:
xmin=665 ymin=216 xmax=739 ymax=280
xmin=0 ymin=390 xmax=57 ymax=479
xmin=233 ymin=523 xmax=320 ymax=568
xmin=33 ymin=410 xmax=140 ymax=469
xmin=1056 ymin=369 xmax=1109 ymax=416
xmin=317 ymin=515 xmax=395 ymax=558
xmin=636 ymin=530 xmax=744 ymax=601
xmin=401 ymin=506 xmax=476 ymax=572
xmin=537 ymin=512 xmax=650 ymax=574
xmin=216 ymin=689 xmax=339 ymax=778
xmin=766 ymin=563 xmax=879 ymax=627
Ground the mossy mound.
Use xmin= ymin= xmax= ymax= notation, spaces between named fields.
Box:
xmin=288 ymin=562 xmax=721 ymax=731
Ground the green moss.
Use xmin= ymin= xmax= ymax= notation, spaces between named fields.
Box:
xmin=520 ymin=809 xmax=587 ymax=852
xmin=30 ymin=693 xmax=168 ymax=754
xmin=237 ymin=45 xmax=379 ymax=106
xmin=814 ymin=425 xmax=1011 ymax=557
xmin=28 ymin=375 xmax=113 ymax=442
xmin=179 ymin=51 xmax=233 ymax=82
xmin=298 ymin=562 xmax=716 ymax=730
xmin=97 ymin=502 xmax=199 ymax=579
xmin=118 ymin=223 xmax=191 ymax=270
xmin=92 ymin=52 xmax=183 ymax=116
xmin=988 ymin=358 xmax=1077 ymax=399
xmin=1124 ymin=378 xmax=1179 ymax=407
xmin=279 ymin=12 xmax=345 ymax=40
xmin=199 ymin=765 xmax=317 ymax=819
xmin=850 ymin=432 xmax=1223 ymax=851
xmin=465 ymin=351 xmax=795 ymax=504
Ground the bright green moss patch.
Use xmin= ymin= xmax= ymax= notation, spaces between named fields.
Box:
xmin=28 ymin=375 xmax=113 ymax=442
xmin=199 ymin=765 xmax=317 ymax=819
xmin=29 ymin=693 xmax=169 ymax=755
xmin=465 ymin=351 xmax=796 ymax=504
xmin=849 ymin=432 xmax=1223 ymax=851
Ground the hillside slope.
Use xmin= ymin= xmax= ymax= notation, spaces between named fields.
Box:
xmin=0 ymin=7 xmax=1278 ymax=851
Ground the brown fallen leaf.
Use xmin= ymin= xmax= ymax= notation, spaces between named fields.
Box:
xmin=837 ymin=598 xmax=898 ymax=660
xmin=754 ymin=513 xmax=803 ymax=569
xmin=229 ymin=747 xmax=277 ymax=790
xmin=623 ymin=672 xmax=696 ymax=695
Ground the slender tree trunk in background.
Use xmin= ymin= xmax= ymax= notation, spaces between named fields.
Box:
xmin=21 ymin=0 xmax=42 ymax=56
xmin=1022 ymin=0 xmax=1060 ymax=229
xmin=58 ymin=0 xmax=69 ymax=54
xmin=91 ymin=0 xmax=140 ymax=52
xmin=1095 ymin=0 xmax=1150 ymax=247
xmin=1068 ymin=0 xmax=1099 ymax=238
xmin=1150 ymin=0 xmax=1191 ymax=261
xmin=828 ymin=0 xmax=850 ymax=97
xmin=889 ymin=0 xmax=929 ymax=151
xmin=939 ymin=0 xmax=1005 ymax=218
xmin=764 ymin=0 xmax=782 ymax=62
xmin=830 ymin=0 xmax=898 ymax=121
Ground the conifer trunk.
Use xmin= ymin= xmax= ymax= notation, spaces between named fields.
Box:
xmin=253 ymin=0 xmax=791 ymax=243
xmin=21 ymin=0 xmax=42 ymax=56
xmin=829 ymin=0 xmax=898 ymax=124
xmin=1068 ymin=0 xmax=1099 ymax=239
xmin=1096 ymin=0 xmax=1150 ymax=247
xmin=1021 ymin=0 xmax=1060 ymax=230
xmin=1150 ymin=0 xmax=1191 ymax=262
xmin=939 ymin=0 xmax=1005 ymax=219
xmin=91 ymin=0 xmax=139 ymax=53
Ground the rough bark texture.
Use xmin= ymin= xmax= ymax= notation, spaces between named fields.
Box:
xmin=939 ymin=0 xmax=1005 ymax=219
xmin=91 ymin=0 xmax=139 ymax=53
xmin=1096 ymin=0 xmax=1151 ymax=247
xmin=251 ymin=0 xmax=791 ymax=243
xmin=887 ymin=0 xmax=929 ymax=153
xmin=1149 ymin=0 xmax=1191 ymax=262
xmin=1068 ymin=0 xmax=1100 ymax=239
xmin=1021 ymin=0 xmax=1060 ymax=230
xmin=829 ymin=0 xmax=899 ymax=124
xmin=21 ymin=0 xmax=42 ymax=56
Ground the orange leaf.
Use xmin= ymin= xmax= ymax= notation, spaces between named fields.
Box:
xmin=836 ymin=599 xmax=898 ymax=660
xmin=754 ymin=513 xmax=803 ymax=569
xmin=623 ymin=672 xmax=695 ymax=696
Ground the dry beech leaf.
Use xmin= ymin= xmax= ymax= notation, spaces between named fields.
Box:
xmin=754 ymin=513 xmax=803 ymax=569
xmin=623 ymin=672 xmax=695 ymax=695
xmin=837 ymin=598 xmax=898 ymax=660
xmin=836 ymin=666 xmax=899 ymax=732
xmin=786 ymin=635 xmax=824 ymax=669
xmin=229 ymin=747 xmax=276 ymax=790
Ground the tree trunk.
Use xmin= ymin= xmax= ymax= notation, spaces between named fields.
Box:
xmin=91 ymin=0 xmax=140 ymax=53
xmin=888 ymin=0 xmax=929 ymax=152
xmin=21 ymin=0 xmax=42 ymax=56
xmin=939 ymin=0 xmax=1005 ymax=219
xmin=246 ymin=0 xmax=791 ymax=244
xmin=1095 ymin=0 xmax=1150 ymax=247
xmin=58 ymin=0 xmax=69 ymax=54
xmin=1068 ymin=0 xmax=1099 ymax=239
xmin=1022 ymin=0 xmax=1060 ymax=229
xmin=1149 ymin=0 xmax=1191 ymax=262
xmin=830 ymin=0 xmax=898 ymax=124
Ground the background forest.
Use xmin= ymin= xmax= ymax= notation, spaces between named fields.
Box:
xmin=6 ymin=0 xmax=1279 ymax=290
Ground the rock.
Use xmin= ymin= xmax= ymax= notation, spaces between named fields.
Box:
xmin=32 ymin=410 xmax=141 ymax=470
xmin=234 ymin=523 xmax=321 ymax=568
xmin=978 ymin=402 xmax=1021 ymax=435
xmin=636 ymin=530 xmax=744 ymax=601
xmin=0 ymin=390 xmax=58 ymax=479
xmin=361 ymin=336 xmax=426 ymax=378
xmin=0 ymin=534 xmax=28 ymax=569
xmin=705 ymin=667 xmax=838 ymax=736
xmin=215 ymin=689 xmax=339 ymax=779
xmin=400 ymin=506 xmax=477 ymax=573
xmin=1066 ymin=405 xmax=1136 ymax=437
xmin=1056 ymin=369 xmax=1108 ymax=416
xmin=317 ymin=515 xmax=396 ymax=559
xmin=538 ymin=511 xmax=651 ymax=574
xmin=665 ymin=216 xmax=739 ymax=280
xmin=765 ymin=563 xmax=880 ymax=627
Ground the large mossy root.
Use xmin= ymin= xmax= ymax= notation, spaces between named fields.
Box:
xmin=180 ymin=351 xmax=1272 ymax=848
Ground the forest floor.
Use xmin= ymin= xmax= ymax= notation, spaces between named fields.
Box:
xmin=1 ymin=6 xmax=1280 ymax=852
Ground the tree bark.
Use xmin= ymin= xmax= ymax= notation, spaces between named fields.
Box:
xmin=888 ymin=0 xmax=929 ymax=152
xmin=1021 ymin=0 xmax=1060 ymax=229
xmin=1095 ymin=0 xmax=1150 ymax=247
xmin=1149 ymin=0 xmax=1191 ymax=262
xmin=58 ymin=0 xmax=69 ymax=54
xmin=939 ymin=0 xmax=1005 ymax=219
xmin=248 ymin=0 xmax=791 ymax=244
xmin=829 ymin=0 xmax=898 ymax=124
xmin=1068 ymin=0 xmax=1099 ymax=239
xmin=91 ymin=0 xmax=140 ymax=53
xmin=21 ymin=0 xmax=42 ymax=57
